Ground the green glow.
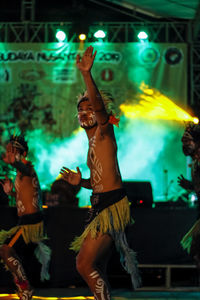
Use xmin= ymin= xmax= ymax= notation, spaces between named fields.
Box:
xmin=24 ymin=116 xmax=187 ymax=208
xmin=26 ymin=129 xmax=91 ymax=207
xmin=56 ymin=30 xmax=67 ymax=42
xmin=138 ymin=31 xmax=148 ymax=40
xmin=94 ymin=30 xmax=106 ymax=39
xmin=116 ymin=117 xmax=186 ymax=203
xmin=0 ymin=42 xmax=188 ymax=207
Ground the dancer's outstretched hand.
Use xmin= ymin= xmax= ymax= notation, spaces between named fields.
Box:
xmin=0 ymin=175 xmax=13 ymax=195
xmin=2 ymin=143 xmax=16 ymax=164
xmin=76 ymin=46 xmax=97 ymax=73
xmin=177 ymin=174 xmax=193 ymax=190
xmin=60 ymin=166 xmax=81 ymax=186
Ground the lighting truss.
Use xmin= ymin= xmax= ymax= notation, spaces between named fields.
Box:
xmin=0 ymin=21 xmax=199 ymax=107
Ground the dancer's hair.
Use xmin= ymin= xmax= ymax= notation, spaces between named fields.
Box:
xmin=77 ymin=90 xmax=115 ymax=115
xmin=9 ymin=134 xmax=28 ymax=154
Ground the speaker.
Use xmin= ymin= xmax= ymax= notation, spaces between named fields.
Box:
xmin=123 ymin=181 xmax=153 ymax=208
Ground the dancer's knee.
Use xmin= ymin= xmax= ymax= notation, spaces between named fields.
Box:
xmin=76 ymin=253 xmax=93 ymax=277
xmin=0 ymin=244 xmax=12 ymax=260
xmin=76 ymin=254 xmax=86 ymax=275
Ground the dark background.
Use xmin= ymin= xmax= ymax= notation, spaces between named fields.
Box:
xmin=0 ymin=204 xmax=196 ymax=290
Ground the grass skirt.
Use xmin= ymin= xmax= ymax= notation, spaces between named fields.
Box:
xmin=70 ymin=196 xmax=141 ymax=289
xmin=70 ymin=196 xmax=131 ymax=251
xmin=0 ymin=222 xmax=44 ymax=245
xmin=181 ymin=218 xmax=200 ymax=257
xmin=0 ymin=222 xmax=51 ymax=281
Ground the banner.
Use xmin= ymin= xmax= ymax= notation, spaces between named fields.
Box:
xmin=0 ymin=42 xmax=188 ymax=206
xmin=0 ymin=42 xmax=187 ymax=137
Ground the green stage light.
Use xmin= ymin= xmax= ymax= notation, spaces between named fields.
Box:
xmin=56 ymin=30 xmax=67 ymax=42
xmin=94 ymin=30 xmax=106 ymax=39
xmin=137 ymin=31 xmax=148 ymax=40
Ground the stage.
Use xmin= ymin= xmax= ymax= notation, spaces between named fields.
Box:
xmin=1 ymin=288 xmax=200 ymax=300
xmin=0 ymin=205 xmax=200 ymax=299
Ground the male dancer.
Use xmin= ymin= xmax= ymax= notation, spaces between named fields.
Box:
xmin=178 ymin=123 xmax=200 ymax=280
xmin=0 ymin=135 xmax=51 ymax=300
xmin=60 ymin=46 xmax=140 ymax=300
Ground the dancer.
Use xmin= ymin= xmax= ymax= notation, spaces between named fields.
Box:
xmin=0 ymin=134 xmax=51 ymax=300
xmin=178 ymin=123 xmax=200 ymax=279
xmin=60 ymin=46 xmax=140 ymax=300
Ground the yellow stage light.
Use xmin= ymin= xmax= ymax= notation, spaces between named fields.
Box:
xmin=0 ymin=293 xmax=94 ymax=299
xmin=120 ymin=82 xmax=198 ymax=123
xmin=79 ymin=33 xmax=86 ymax=41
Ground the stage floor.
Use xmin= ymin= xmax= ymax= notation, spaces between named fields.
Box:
xmin=1 ymin=287 xmax=200 ymax=300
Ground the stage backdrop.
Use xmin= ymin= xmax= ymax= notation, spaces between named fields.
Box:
xmin=0 ymin=42 xmax=188 ymax=206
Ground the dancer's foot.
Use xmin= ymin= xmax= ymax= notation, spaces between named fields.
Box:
xmin=17 ymin=288 xmax=33 ymax=300
xmin=15 ymin=279 xmax=33 ymax=300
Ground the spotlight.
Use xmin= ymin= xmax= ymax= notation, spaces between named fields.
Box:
xmin=137 ymin=31 xmax=148 ymax=40
xmin=56 ymin=30 xmax=67 ymax=42
xmin=94 ymin=30 xmax=106 ymax=39
xmin=79 ymin=33 xmax=87 ymax=41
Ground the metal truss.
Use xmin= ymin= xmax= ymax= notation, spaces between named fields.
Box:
xmin=0 ymin=20 xmax=199 ymax=108
xmin=190 ymin=44 xmax=200 ymax=110
xmin=90 ymin=22 xmax=192 ymax=43
xmin=21 ymin=0 xmax=36 ymax=21
xmin=0 ymin=22 xmax=74 ymax=43
xmin=0 ymin=21 xmax=191 ymax=43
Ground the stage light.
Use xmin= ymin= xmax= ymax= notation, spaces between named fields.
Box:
xmin=120 ymin=82 xmax=197 ymax=123
xmin=94 ymin=30 xmax=106 ymax=39
xmin=79 ymin=33 xmax=87 ymax=41
xmin=137 ymin=31 xmax=148 ymax=40
xmin=56 ymin=30 xmax=67 ymax=42
xmin=193 ymin=117 xmax=199 ymax=124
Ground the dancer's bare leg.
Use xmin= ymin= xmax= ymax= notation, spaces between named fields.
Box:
xmin=97 ymin=244 xmax=113 ymax=292
xmin=76 ymin=233 xmax=113 ymax=300
xmin=0 ymin=245 xmax=33 ymax=299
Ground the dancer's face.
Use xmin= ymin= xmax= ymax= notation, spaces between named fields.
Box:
xmin=182 ymin=131 xmax=196 ymax=156
xmin=78 ymin=99 xmax=97 ymax=129
xmin=182 ymin=140 xmax=195 ymax=156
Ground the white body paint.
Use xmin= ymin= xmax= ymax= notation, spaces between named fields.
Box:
xmin=90 ymin=271 xmax=110 ymax=300
xmin=89 ymin=136 xmax=103 ymax=192
xmin=78 ymin=111 xmax=97 ymax=129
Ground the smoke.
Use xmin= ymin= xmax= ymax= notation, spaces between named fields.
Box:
xmin=25 ymin=116 xmax=186 ymax=207
xmin=26 ymin=128 xmax=91 ymax=206
xmin=116 ymin=116 xmax=186 ymax=201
